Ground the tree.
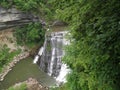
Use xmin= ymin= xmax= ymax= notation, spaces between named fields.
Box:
xmin=49 ymin=0 xmax=120 ymax=90
xmin=14 ymin=22 xmax=45 ymax=47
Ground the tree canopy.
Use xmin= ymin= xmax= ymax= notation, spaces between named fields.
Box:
xmin=14 ymin=22 xmax=45 ymax=47
xmin=0 ymin=0 xmax=120 ymax=90
xmin=48 ymin=0 xmax=120 ymax=90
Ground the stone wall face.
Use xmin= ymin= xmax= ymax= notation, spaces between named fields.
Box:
xmin=0 ymin=6 xmax=39 ymax=30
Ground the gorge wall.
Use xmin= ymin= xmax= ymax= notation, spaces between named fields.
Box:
xmin=0 ymin=6 xmax=39 ymax=30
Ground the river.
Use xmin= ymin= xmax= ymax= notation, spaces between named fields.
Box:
xmin=0 ymin=57 xmax=56 ymax=90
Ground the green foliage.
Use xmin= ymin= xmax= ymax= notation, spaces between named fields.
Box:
xmin=13 ymin=0 xmax=37 ymax=11
xmin=0 ymin=0 xmax=52 ymax=21
xmin=50 ymin=85 xmax=67 ymax=90
xmin=0 ymin=44 xmax=21 ymax=72
xmin=0 ymin=0 xmax=12 ymax=8
xmin=0 ymin=0 xmax=38 ymax=11
xmin=8 ymin=83 xmax=27 ymax=90
xmin=49 ymin=0 xmax=120 ymax=90
xmin=0 ymin=45 xmax=10 ymax=71
xmin=0 ymin=0 xmax=54 ymax=24
xmin=14 ymin=22 xmax=45 ymax=48
xmin=38 ymin=1 xmax=54 ymax=21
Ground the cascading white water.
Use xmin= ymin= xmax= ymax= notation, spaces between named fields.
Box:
xmin=34 ymin=30 xmax=70 ymax=84
xmin=56 ymin=64 xmax=70 ymax=83
xmin=38 ymin=47 xmax=44 ymax=56
xmin=49 ymin=47 xmax=55 ymax=76
xmin=55 ymin=31 xmax=71 ymax=83
xmin=33 ymin=55 xmax=39 ymax=64
xmin=33 ymin=47 xmax=44 ymax=64
xmin=49 ymin=31 xmax=70 ymax=83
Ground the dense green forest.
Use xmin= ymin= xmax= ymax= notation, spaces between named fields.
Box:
xmin=48 ymin=0 xmax=120 ymax=90
xmin=0 ymin=0 xmax=120 ymax=90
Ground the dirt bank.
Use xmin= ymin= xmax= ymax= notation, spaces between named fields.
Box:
xmin=12 ymin=78 xmax=48 ymax=90
xmin=0 ymin=29 xmax=30 ymax=81
xmin=0 ymin=52 xmax=30 ymax=81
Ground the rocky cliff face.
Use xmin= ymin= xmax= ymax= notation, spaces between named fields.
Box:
xmin=0 ymin=6 xmax=39 ymax=30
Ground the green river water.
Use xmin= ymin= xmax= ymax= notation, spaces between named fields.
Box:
xmin=0 ymin=57 xmax=56 ymax=90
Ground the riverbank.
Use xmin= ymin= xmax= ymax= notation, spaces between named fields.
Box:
xmin=9 ymin=78 xmax=48 ymax=90
xmin=0 ymin=29 xmax=30 ymax=81
xmin=0 ymin=51 xmax=29 ymax=81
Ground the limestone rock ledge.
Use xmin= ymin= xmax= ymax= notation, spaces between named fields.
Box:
xmin=0 ymin=6 xmax=39 ymax=30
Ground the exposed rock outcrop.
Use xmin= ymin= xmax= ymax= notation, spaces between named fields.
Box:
xmin=0 ymin=6 xmax=39 ymax=30
xmin=51 ymin=20 xmax=67 ymax=26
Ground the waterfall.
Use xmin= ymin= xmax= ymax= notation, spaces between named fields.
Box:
xmin=38 ymin=47 xmax=44 ymax=56
xmin=56 ymin=64 xmax=70 ymax=83
xmin=33 ymin=55 xmax=39 ymax=64
xmin=34 ymin=31 xmax=70 ymax=83
xmin=33 ymin=47 xmax=44 ymax=64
